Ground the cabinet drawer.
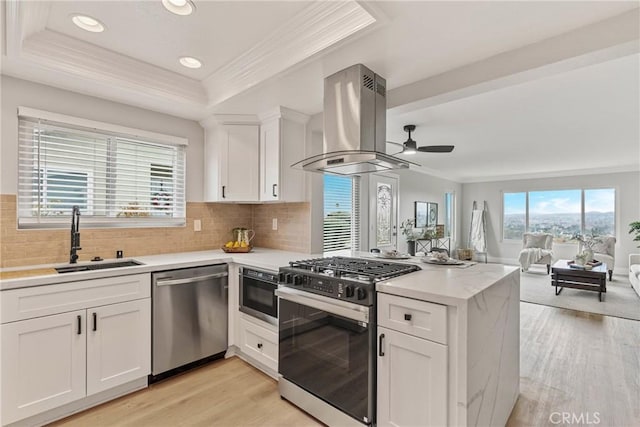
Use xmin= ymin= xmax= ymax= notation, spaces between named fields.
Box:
xmin=1 ymin=274 xmax=151 ymax=323
xmin=239 ymin=316 xmax=278 ymax=371
xmin=377 ymin=293 xmax=447 ymax=344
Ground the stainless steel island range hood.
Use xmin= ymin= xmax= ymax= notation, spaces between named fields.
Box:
xmin=293 ymin=64 xmax=415 ymax=175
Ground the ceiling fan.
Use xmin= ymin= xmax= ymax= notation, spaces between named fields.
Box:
xmin=388 ymin=124 xmax=455 ymax=155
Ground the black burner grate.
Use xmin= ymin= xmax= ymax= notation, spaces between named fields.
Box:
xmin=289 ymin=256 xmax=420 ymax=282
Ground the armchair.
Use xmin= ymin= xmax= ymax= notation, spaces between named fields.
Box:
xmin=582 ymin=236 xmax=615 ymax=281
xmin=519 ymin=233 xmax=554 ymax=274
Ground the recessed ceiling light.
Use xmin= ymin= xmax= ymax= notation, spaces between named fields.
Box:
xmin=162 ymin=0 xmax=195 ymax=16
xmin=71 ymin=14 xmax=105 ymax=33
xmin=179 ymin=56 xmax=202 ymax=69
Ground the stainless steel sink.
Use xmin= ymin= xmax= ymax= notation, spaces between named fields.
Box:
xmin=55 ymin=260 xmax=144 ymax=274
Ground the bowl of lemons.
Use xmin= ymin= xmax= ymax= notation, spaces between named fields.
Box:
xmin=222 ymin=240 xmax=252 ymax=253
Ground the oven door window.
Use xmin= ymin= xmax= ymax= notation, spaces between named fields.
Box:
xmin=279 ymin=298 xmax=372 ymax=423
xmin=242 ymin=277 xmax=278 ymax=319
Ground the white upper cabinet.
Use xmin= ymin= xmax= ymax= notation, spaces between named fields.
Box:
xmin=258 ymin=107 xmax=309 ymax=202
xmin=202 ymin=115 xmax=260 ymax=202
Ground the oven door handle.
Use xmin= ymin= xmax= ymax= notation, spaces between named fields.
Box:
xmin=275 ymin=287 xmax=370 ymax=324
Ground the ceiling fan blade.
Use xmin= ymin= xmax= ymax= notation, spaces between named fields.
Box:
xmin=417 ymin=145 xmax=455 ymax=153
xmin=386 ymin=140 xmax=403 ymax=147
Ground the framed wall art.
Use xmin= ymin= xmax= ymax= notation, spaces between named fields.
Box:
xmin=414 ymin=201 xmax=428 ymax=228
xmin=427 ymin=202 xmax=438 ymax=227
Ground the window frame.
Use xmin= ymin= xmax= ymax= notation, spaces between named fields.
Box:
xmin=501 ymin=187 xmax=616 ymax=243
xmin=17 ymin=107 xmax=187 ymax=229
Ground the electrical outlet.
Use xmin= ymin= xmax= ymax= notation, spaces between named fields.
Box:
xmin=194 ymin=219 xmax=202 ymax=232
xmin=272 ymin=218 xmax=278 ymax=230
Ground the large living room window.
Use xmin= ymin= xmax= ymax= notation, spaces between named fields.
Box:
xmin=503 ymin=188 xmax=615 ymax=242
xmin=323 ymin=175 xmax=360 ymax=253
xmin=17 ymin=108 xmax=186 ymax=229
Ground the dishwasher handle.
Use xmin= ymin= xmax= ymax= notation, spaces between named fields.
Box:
xmin=156 ymin=272 xmax=228 ymax=287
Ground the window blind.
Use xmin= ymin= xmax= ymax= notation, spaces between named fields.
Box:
xmin=323 ymin=175 xmax=360 ymax=253
xmin=18 ymin=115 xmax=186 ymax=228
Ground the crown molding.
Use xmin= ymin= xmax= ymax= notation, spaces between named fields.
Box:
xmin=460 ymin=164 xmax=640 ymax=184
xmin=202 ymin=0 xmax=376 ymax=107
xmin=21 ymin=30 xmax=207 ymax=106
xmin=258 ymin=106 xmax=310 ymax=124
xmin=199 ymin=114 xmax=260 ymax=129
xmin=4 ymin=0 xmax=49 ymax=57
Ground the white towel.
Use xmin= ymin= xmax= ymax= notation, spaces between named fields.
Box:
xmin=470 ymin=209 xmax=486 ymax=253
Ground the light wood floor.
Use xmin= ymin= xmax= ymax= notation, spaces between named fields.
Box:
xmin=50 ymin=302 xmax=639 ymax=427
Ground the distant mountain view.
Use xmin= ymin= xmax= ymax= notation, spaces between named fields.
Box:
xmin=504 ymin=211 xmax=615 ymax=241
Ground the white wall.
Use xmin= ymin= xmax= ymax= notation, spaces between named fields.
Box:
xmin=1 ymin=76 xmax=205 ymax=201
xmin=395 ymin=168 xmax=463 ymax=254
xmin=461 ymin=171 xmax=640 ymax=273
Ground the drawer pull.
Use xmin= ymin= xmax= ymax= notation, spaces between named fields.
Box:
xmin=257 ymin=343 xmax=263 ymax=349
xmin=77 ymin=315 xmax=82 ymax=335
xmin=379 ymin=333 xmax=385 ymax=357
xmin=404 ymin=313 xmax=412 ymax=321
xmin=93 ymin=312 xmax=97 ymax=331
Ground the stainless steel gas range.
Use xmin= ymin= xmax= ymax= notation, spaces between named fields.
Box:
xmin=276 ymin=256 xmax=421 ymax=426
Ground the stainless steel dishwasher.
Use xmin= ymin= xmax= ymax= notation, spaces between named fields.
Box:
xmin=151 ymin=264 xmax=228 ymax=381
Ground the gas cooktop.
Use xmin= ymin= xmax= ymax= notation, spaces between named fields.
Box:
xmin=288 ymin=256 xmax=420 ymax=282
xmin=279 ymin=256 xmax=421 ymax=306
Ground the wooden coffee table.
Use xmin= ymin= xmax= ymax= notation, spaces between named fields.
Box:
xmin=551 ymin=259 xmax=607 ymax=302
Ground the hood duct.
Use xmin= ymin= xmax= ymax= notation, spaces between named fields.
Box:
xmin=293 ymin=64 xmax=415 ymax=175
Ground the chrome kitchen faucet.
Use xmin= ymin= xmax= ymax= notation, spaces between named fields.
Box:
xmin=69 ymin=206 xmax=82 ymax=264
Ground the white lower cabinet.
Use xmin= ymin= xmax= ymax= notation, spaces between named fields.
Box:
xmin=377 ymin=293 xmax=448 ymax=427
xmin=238 ymin=314 xmax=278 ymax=372
xmin=86 ymin=299 xmax=151 ymax=395
xmin=1 ymin=274 xmax=151 ymax=425
xmin=1 ymin=310 xmax=87 ymax=425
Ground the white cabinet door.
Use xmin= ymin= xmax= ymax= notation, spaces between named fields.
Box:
xmin=260 ymin=119 xmax=281 ymax=201
xmin=1 ymin=310 xmax=86 ymax=425
xmin=238 ymin=315 xmax=278 ymax=371
xmin=377 ymin=326 xmax=448 ymax=427
xmin=86 ymin=299 xmax=151 ymax=395
xmin=220 ymin=124 xmax=259 ymax=201
xmin=258 ymin=109 xmax=307 ymax=202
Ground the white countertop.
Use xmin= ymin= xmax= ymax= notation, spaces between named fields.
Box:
xmin=1 ymin=249 xmax=519 ymax=306
xmin=349 ymin=251 xmax=519 ymax=305
xmin=377 ymin=261 xmax=519 ymax=306
xmin=0 ymin=248 xmax=314 ymax=291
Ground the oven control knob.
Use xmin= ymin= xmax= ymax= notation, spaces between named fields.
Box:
xmin=344 ymin=285 xmax=354 ymax=298
xmin=293 ymin=275 xmax=303 ymax=286
xmin=356 ymin=287 xmax=367 ymax=300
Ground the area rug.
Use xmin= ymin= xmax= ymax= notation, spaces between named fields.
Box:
xmin=519 ymin=269 xmax=640 ymax=321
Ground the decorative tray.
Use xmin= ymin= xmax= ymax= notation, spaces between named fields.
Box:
xmin=221 ymin=246 xmax=253 ymax=253
xmin=421 ymin=257 xmax=466 ymax=266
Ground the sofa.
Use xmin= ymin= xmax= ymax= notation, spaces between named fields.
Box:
xmin=630 ymin=254 xmax=640 ymax=298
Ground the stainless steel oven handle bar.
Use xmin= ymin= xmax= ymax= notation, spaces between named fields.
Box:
xmin=156 ymin=272 xmax=228 ymax=287
xmin=275 ymin=287 xmax=370 ymax=324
